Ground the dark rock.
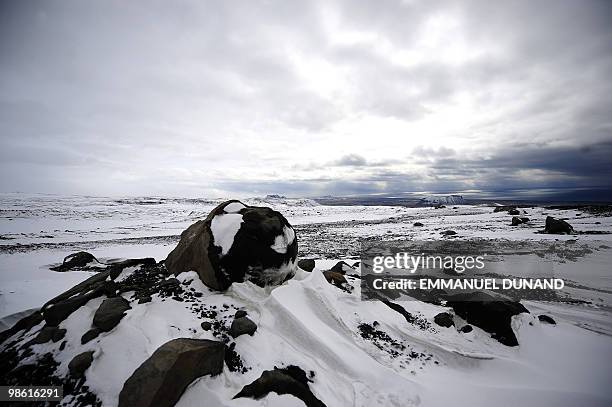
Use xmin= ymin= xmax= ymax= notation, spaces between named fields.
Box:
xmin=235 ymin=310 xmax=247 ymax=318
xmin=233 ymin=365 xmax=326 ymax=407
xmin=68 ymin=351 xmax=94 ymax=377
xmin=322 ymin=271 xmax=347 ymax=287
xmin=544 ymin=216 xmax=574 ymax=234
xmin=0 ymin=311 xmax=43 ymax=345
xmin=508 ymin=208 xmax=520 ymax=215
xmin=413 ymin=222 xmax=424 ymax=227
xmin=200 ymin=321 xmax=212 ymax=331
xmin=298 ymin=259 xmax=316 ymax=272
xmin=538 ymin=315 xmax=556 ymax=324
xmin=329 ymin=261 xmax=352 ymax=274
xmin=445 ymin=292 xmax=528 ymax=346
xmin=230 ymin=316 xmax=257 ymax=338
xmin=81 ymin=328 xmax=102 ymax=344
xmin=494 ymin=205 xmax=516 ymax=213
xmin=51 ymin=251 xmax=100 ymax=272
xmin=433 ymin=312 xmax=454 ymax=328
xmin=118 ymin=338 xmax=225 ymax=407
xmin=460 ymin=325 xmax=473 ymax=333
xmin=26 ymin=325 xmax=65 ymax=345
xmin=441 ymin=230 xmax=457 ymax=236
xmin=164 ymin=200 xmax=298 ymax=290
xmin=511 ymin=217 xmax=530 ymax=226
xmin=43 ymin=290 xmax=102 ymax=327
xmin=93 ymin=297 xmax=131 ymax=332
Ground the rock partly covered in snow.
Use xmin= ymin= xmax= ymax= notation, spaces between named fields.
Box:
xmin=164 ymin=200 xmax=298 ymax=290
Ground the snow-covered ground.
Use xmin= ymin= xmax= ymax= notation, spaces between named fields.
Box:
xmin=1 ymin=194 xmax=612 ymax=406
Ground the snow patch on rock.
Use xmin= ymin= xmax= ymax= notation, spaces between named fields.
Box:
xmin=210 ymin=213 xmax=243 ymax=255
xmin=270 ymin=226 xmax=296 ymax=254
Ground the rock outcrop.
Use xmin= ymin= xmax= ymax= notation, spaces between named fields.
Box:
xmin=164 ymin=200 xmax=298 ymax=290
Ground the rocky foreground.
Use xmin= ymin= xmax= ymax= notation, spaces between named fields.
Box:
xmin=1 ymin=200 xmax=611 ymax=406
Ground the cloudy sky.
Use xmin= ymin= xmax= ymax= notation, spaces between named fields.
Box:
xmin=1 ymin=0 xmax=611 ymax=199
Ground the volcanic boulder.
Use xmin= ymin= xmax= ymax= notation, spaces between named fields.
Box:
xmin=445 ymin=291 xmax=528 ymax=346
xmin=298 ymin=259 xmax=316 ymax=272
xmin=544 ymin=216 xmax=574 ymax=234
xmin=164 ymin=200 xmax=298 ymax=290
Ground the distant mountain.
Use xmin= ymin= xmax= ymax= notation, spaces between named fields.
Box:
xmin=419 ymin=195 xmax=466 ymax=205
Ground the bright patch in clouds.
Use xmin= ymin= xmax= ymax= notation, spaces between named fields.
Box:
xmin=0 ymin=0 xmax=610 ymax=198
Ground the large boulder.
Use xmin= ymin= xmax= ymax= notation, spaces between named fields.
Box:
xmin=233 ymin=365 xmax=325 ymax=407
xmin=51 ymin=251 xmax=101 ymax=272
xmin=164 ymin=200 xmax=298 ymax=290
xmin=445 ymin=292 xmax=528 ymax=346
xmin=118 ymin=338 xmax=225 ymax=407
xmin=544 ymin=216 xmax=574 ymax=234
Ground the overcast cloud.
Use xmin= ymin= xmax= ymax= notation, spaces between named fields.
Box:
xmin=1 ymin=0 xmax=611 ymax=198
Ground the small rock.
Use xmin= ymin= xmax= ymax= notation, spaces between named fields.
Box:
xmin=413 ymin=222 xmax=424 ymax=227
xmin=68 ymin=351 xmax=94 ymax=377
xmin=329 ymin=261 xmax=353 ymax=274
xmin=508 ymin=208 xmax=520 ymax=215
xmin=230 ymin=316 xmax=257 ymax=338
xmin=93 ymin=297 xmax=131 ymax=332
xmin=297 ymin=259 xmax=316 ymax=272
xmin=322 ymin=270 xmax=348 ymax=287
xmin=511 ymin=217 xmax=530 ymax=226
xmin=441 ymin=230 xmax=457 ymax=236
xmin=81 ymin=328 xmax=102 ymax=344
xmin=538 ymin=315 xmax=556 ymax=324
xmin=433 ymin=312 xmax=454 ymax=328
xmin=460 ymin=325 xmax=473 ymax=333
xmin=200 ymin=321 xmax=212 ymax=331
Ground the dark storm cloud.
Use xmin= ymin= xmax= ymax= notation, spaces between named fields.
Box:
xmin=0 ymin=0 xmax=611 ymax=198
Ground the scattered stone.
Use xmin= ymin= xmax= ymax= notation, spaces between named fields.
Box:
xmin=441 ymin=230 xmax=457 ymax=236
xmin=68 ymin=351 xmax=94 ymax=377
xmin=230 ymin=316 xmax=257 ymax=338
xmin=508 ymin=208 xmax=520 ymax=215
xmin=164 ymin=200 xmax=298 ymax=290
xmin=118 ymin=338 xmax=225 ymax=407
xmin=413 ymin=222 xmax=424 ymax=227
xmin=544 ymin=216 xmax=574 ymax=234
xmin=233 ymin=365 xmax=326 ymax=407
xmin=460 ymin=325 xmax=473 ymax=333
xmin=538 ymin=315 xmax=556 ymax=325
xmin=433 ymin=312 xmax=454 ymax=328
xmin=51 ymin=251 xmax=100 ymax=272
xmin=298 ymin=259 xmax=316 ymax=272
xmin=93 ymin=297 xmax=131 ymax=332
xmin=200 ymin=321 xmax=212 ymax=331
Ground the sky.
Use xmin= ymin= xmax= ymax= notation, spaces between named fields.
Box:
xmin=1 ymin=0 xmax=611 ymax=199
